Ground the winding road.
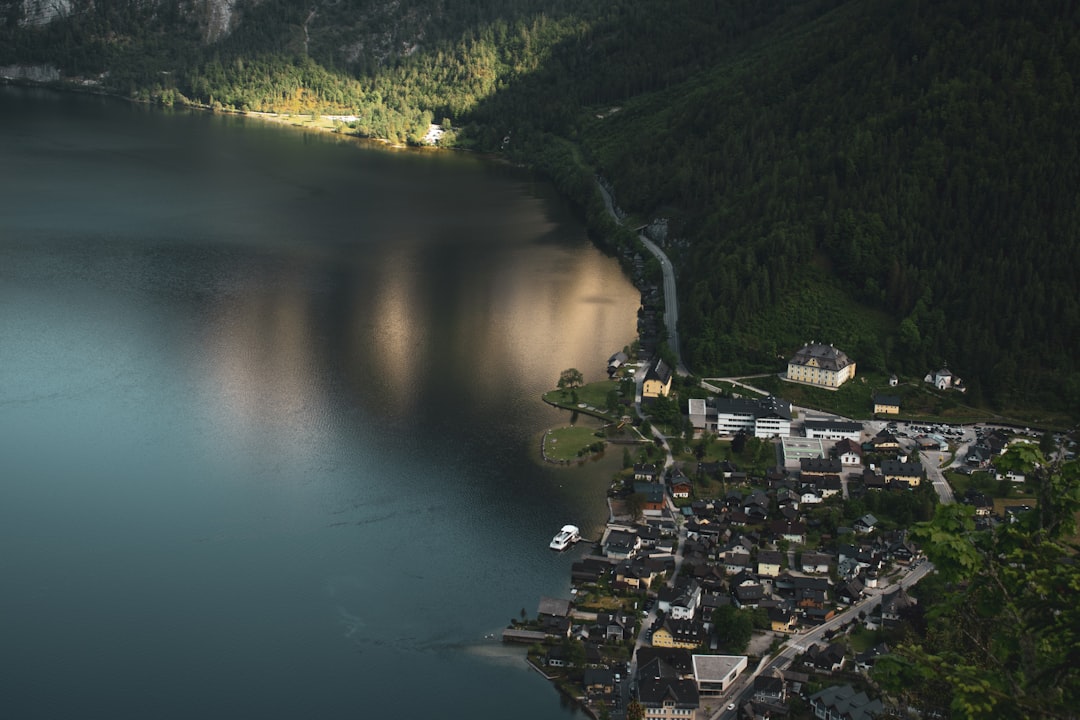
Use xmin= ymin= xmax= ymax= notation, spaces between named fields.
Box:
xmin=596 ymin=180 xmax=688 ymax=376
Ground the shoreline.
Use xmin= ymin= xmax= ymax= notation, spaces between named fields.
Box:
xmin=0 ymin=73 xmax=439 ymax=152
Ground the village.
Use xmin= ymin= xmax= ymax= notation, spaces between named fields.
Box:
xmin=506 ymin=341 xmax=1067 ymax=720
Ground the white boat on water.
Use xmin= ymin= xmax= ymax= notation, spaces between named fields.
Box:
xmin=549 ymin=525 xmax=580 ymax=551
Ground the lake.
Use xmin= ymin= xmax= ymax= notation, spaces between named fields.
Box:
xmin=0 ymin=86 xmax=641 ymax=719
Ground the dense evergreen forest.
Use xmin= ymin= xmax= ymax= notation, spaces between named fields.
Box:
xmin=2 ymin=0 xmax=1078 ymax=416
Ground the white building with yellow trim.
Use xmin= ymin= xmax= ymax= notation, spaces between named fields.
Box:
xmin=786 ymin=343 xmax=856 ymax=389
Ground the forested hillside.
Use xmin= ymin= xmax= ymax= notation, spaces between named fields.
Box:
xmin=2 ymin=0 xmax=1078 ymax=415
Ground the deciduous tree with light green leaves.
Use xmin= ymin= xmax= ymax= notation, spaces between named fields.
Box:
xmin=876 ymin=445 xmax=1080 ymax=719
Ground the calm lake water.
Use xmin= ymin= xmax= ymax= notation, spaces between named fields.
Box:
xmin=0 ymin=86 xmax=640 ymax=719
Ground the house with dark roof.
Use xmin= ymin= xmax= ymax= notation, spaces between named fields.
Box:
xmin=862 ymin=467 xmax=888 ymax=491
xmin=869 ymin=428 xmax=901 ymax=454
xmin=801 ymin=456 xmax=843 ymax=476
xmin=583 ymin=666 xmax=616 ymax=699
xmin=571 ymin=557 xmax=612 ymax=585
xmin=801 ymin=552 xmax=832 ymax=574
xmin=604 ymin=529 xmax=643 ymax=559
xmin=810 ymin=684 xmax=884 ymax=720
xmin=770 ymin=519 xmax=807 ymax=545
xmin=634 ymin=482 xmax=668 ymax=515
xmin=834 ymin=438 xmax=863 ymax=466
xmin=804 ymin=419 xmax=864 ymax=441
xmin=667 ymin=473 xmax=692 ymax=500
xmin=757 ymin=550 xmax=784 ymax=577
xmin=752 ymin=674 xmax=787 ymax=705
xmin=733 ymin=580 xmax=764 ymax=610
xmin=808 ymin=474 xmax=843 ymax=498
xmin=642 ymin=356 xmax=673 ymax=400
xmin=768 ymin=606 xmax=798 ymax=634
xmin=873 ymin=394 xmax=901 ymax=415
xmin=878 ymin=588 xmax=916 ymax=628
xmin=634 ymin=463 xmax=661 ymax=481
xmin=836 ymin=578 xmax=866 ymax=604
xmin=607 ymin=351 xmax=628 ymax=376
xmin=637 ymin=676 xmax=701 ymax=720
xmin=855 ymin=643 xmax=890 ymax=674
xmin=658 ymin=577 xmax=702 ymax=621
xmin=803 ymin=642 xmax=847 ymax=673
xmin=786 ymin=343 xmax=857 ymax=388
xmin=594 ymin=611 xmax=635 ymax=643
xmin=636 ymin=647 xmax=695 ymax=679
xmin=881 ymin=458 xmax=924 ymax=488
xmin=650 ymin=617 xmax=705 ymax=650
xmin=854 ymin=513 xmax=879 ymax=534
xmin=723 ymin=550 xmax=751 ymax=575
xmin=963 ymin=490 xmax=994 ymax=517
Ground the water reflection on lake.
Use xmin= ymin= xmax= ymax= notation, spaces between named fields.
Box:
xmin=0 ymin=86 xmax=640 ymax=720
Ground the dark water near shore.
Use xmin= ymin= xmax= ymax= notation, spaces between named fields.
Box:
xmin=0 ymin=87 xmax=639 ymax=719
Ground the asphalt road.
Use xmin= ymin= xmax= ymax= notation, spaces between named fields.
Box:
xmin=596 ymin=179 xmax=688 ymax=375
xmin=706 ymin=560 xmax=936 ymax=720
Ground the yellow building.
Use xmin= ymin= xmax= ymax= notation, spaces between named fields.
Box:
xmin=642 ymin=357 xmax=673 ymax=399
xmin=786 ymin=343 xmax=856 ymax=388
xmin=873 ymin=394 xmax=901 ymax=415
xmin=650 ymin=618 xmax=703 ymax=650
xmin=883 ymin=458 xmax=923 ymax=487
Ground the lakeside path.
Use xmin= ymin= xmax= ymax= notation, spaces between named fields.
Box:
xmin=596 ymin=180 xmax=688 ymax=376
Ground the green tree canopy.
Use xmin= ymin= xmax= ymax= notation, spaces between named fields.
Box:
xmin=877 ymin=448 xmax=1080 ymax=719
xmin=557 ymin=367 xmax=584 ymax=390
xmin=711 ymin=604 xmax=753 ymax=654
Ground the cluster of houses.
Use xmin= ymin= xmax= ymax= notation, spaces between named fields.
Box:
xmin=514 ymin=344 xmax=993 ymax=719
xmin=518 ymin=442 xmax=925 ymax=719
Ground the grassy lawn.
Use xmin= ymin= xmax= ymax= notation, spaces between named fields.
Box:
xmin=674 ymin=436 xmax=778 ymax=476
xmin=543 ymin=379 xmax=631 ymax=420
xmin=994 ymin=496 xmax=1039 ymax=515
xmin=734 ymin=373 xmax=1074 ymax=429
xmin=847 ymin=626 xmax=890 ymax=653
xmin=544 ymin=425 xmax=606 ymax=461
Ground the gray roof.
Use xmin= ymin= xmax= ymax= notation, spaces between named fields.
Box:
xmin=537 ymin=596 xmax=571 ymax=616
xmin=810 ymin=684 xmax=883 ymax=720
xmin=637 ymin=677 xmax=699 ymax=709
xmin=645 ymin=356 xmax=672 ymax=384
xmin=789 ymin=343 xmax=854 ymax=371
xmin=804 ymin=419 xmax=864 ymax=432
xmin=882 ymin=458 xmax=924 ymax=476
xmin=712 ymin=395 xmax=792 ymax=421
xmin=801 ymin=457 xmax=843 ymax=474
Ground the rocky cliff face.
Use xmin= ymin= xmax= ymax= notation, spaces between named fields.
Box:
xmin=7 ymin=0 xmax=248 ymax=42
xmin=5 ymin=0 xmax=433 ymax=64
xmin=193 ymin=0 xmax=242 ymax=42
xmin=16 ymin=0 xmax=73 ymax=26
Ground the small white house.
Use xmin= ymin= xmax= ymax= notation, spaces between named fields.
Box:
xmin=925 ymin=368 xmax=965 ymax=392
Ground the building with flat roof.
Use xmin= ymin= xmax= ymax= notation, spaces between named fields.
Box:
xmin=687 ymin=395 xmax=792 ymax=438
xmin=803 ymin=419 xmax=864 ymax=441
xmin=692 ymin=654 xmax=747 ymax=695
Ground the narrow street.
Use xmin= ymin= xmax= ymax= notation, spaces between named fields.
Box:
xmin=706 ymin=561 xmax=935 ymax=719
